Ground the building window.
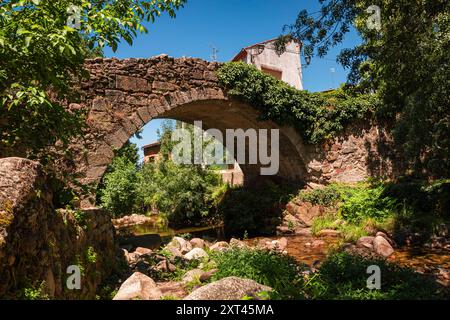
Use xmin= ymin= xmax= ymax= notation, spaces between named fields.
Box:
xmin=261 ymin=66 xmax=282 ymax=80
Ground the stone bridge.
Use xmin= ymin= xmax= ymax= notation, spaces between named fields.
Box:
xmin=68 ymin=55 xmax=386 ymax=206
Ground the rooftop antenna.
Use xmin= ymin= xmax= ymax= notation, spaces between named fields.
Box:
xmin=210 ymin=44 xmax=219 ymax=62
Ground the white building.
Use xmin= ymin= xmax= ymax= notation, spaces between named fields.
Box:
xmin=232 ymin=38 xmax=303 ymax=90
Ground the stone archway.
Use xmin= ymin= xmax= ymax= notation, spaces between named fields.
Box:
xmin=67 ymin=55 xmax=312 ymax=207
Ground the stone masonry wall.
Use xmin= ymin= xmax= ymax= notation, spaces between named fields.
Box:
xmin=0 ymin=157 xmax=116 ymax=299
xmin=304 ymin=120 xmax=400 ymax=185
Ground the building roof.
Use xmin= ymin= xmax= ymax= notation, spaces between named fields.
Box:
xmin=231 ymin=37 xmax=301 ymax=62
xmin=142 ymin=141 xmax=161 ymax=149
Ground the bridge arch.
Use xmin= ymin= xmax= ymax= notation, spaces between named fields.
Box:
xmin=69 ymin=56 xmax=311 ymax=206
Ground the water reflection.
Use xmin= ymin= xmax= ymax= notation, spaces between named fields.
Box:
xmin=120 ymin=221 xmax=225 ymax=242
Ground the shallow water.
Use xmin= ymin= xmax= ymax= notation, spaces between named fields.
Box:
xmin=388 ymin=247 xmax=450 ymax=271
xmin=245 ymin=235 xmax=339 ymax=267
xmin=122 ymin=221 xmax=450 ymax=274
xmin=122 ymin=221 xmax=225 ymax=241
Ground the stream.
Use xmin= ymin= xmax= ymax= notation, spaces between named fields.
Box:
xmin=119 ymin=221 xmax=450 ymax=284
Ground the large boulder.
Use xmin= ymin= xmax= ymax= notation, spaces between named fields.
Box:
xmin=190 ymin=238 xmax=206 ymax=249
xmin=356 ymin=236 xmax=375 ymax=250
xmin=184 ymin=248 xmax=209 ymax=261
xmin=112 ymin=214 xmax=152 ymax=228
xmin=166 ymin=237 xmax=192 ymax=254
xmin=375 ymin=231 xmax=394 ymax=246
xmin=373 ymin=235 xmax=394 ymax=257
xmin=113 ymin=272 xmax=162 ymax=300
xmin=209 ymin=241 xmax=229 ymax=252
xmin=182 ymin=269 xmax=205 ymax=284
xmin=183 ymin=277 xmax=272 ymax=300
xmin=286 ymin=201 xmax=325 ymax=227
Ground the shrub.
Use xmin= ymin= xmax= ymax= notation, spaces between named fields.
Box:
xmin=339 ymin=183 xmax=398 ymax=223
xmin=303 ymin=252 xmax=445 ymax=300
xmin=140 ymin=248 xmax=201 ymax=282
xmin=73 ymin=209 xmax=88 ymax=228
xmin=136 ymin=160 xmax=225 ymax=228
xmin=306 ymin=183 xmax=401 ymax=241
xmin=298 ymin=185 xmax=341 ymax=206
xmin=98 ymin=156 xmax=138 ymax=217
xmin=210 ymin=247 xmax=306 ymax=299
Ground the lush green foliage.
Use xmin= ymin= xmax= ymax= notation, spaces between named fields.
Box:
xmin=338 ymin=183 xmax=397 ymax=223
xmin=73 ymin=209 xmax=89 ymax=228
xmin=306 ymin=180 xmax=450 ymax=242
xmin=301 ymin=182 xmax=398 ymax=221
xmin=136 ymin=160 xmax=225 ymax=227
xmin=96 ymin=140 xmax=140 ymax=216
xmin=305 ymin=183 xmax=394 ymax=241
xmin=382 ymin=178 xmax=450 ymax=239
xmin=18 ymin=281 xmax=49 ymax=300
xmin=298 ymin=185 xmax=341 ymax=206
xmin=0 ymin=0 xmax=185 ymax=158
xmin=217 ymin=62 xmax=380 ymax=144
xmin=99 ymin=155 xmax=138 ymax=217
xmin=311 ymin=213 xmax=377 ymax=242
xmin=283 ymin=0 xmax=450 ymax=177
xmin=137 ymin=120 xmax=226 ymax=226
xmin=307 ymin=183 xmax=402 ymax=242
xmin=99 ymin=157 xmax=137 ymax=217
xmin=303 ymin=252 xmax=445 ymax=299
xmin=217 ymin=179 xmax=297 ymax=237
xmin=210 ymin=247 xmax=306 ymax=300
xmin=98 ymin=123 xmax=226 ymax=225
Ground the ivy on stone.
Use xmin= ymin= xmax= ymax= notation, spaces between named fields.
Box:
xmin=217 ymin=62 xmax=380 ymax=144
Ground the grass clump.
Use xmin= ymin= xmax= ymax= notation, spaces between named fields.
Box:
xmin=306 ymin=180 xmax=450 ymax=243
xmin=303 ymin=252 xmax=446 ymax=300
xmin=209 ymin=247 xmax=306 ymax=299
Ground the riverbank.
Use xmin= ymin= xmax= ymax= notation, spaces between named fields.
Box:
xmin=99 ymin=227 xmax=450 ymax=300
xmin=102 ymin=179 xmax=450 ymax=300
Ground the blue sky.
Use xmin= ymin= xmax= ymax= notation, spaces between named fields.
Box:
xmin=103 ymin=0 xmax=361 ymax=158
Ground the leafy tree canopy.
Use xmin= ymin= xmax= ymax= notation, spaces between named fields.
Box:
xmin=0 ymin=0 xmax=186 ymax=158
